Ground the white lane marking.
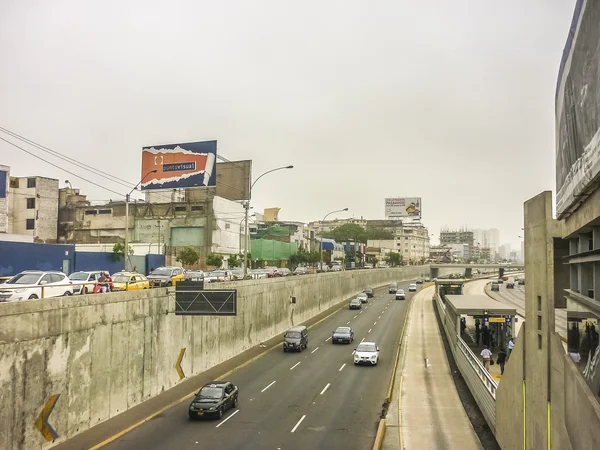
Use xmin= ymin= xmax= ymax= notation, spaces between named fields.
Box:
xmin=360 ymin=311 xmax=363 ymax=314
xmin=361 ymin=337 xmax=365 ymax=342
xmin=290 ymin=362 xmax=301 ymax=370
xmin=354 ymin=315 xmax=358 ymax=319
xmin=215 ymin=409 xmax=240 ymax=428
xmin=311 ymin=347 xmax=319 ymax=354
xmin=320 ymin=383 xmax=331 ymax=395
xmin=374 ymin=322 xmax=377 ymax=326
xmin=346 ymin=321 xmax=351 ymax=325
xmin=326 ymin=337 xmax=332 ymax=342
xmin=261 ymin=381 xmax=276 ymax=392
xmin=291 ymin=415 xmax=306 ymax=433
xmin=378 ymin=316 xmax=381 ymax=319
xmin=339 ymin=363 xmax=346 ymax=371
xmin=368 ymin=328 xmax=372 ymax=333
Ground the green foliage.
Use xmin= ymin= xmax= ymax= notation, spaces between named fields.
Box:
xmin=386 ymin=252 xmax=403 ymax=267
xmin=206 ymin=253 xmax=224 ymax=268
xmin=112 ymin=242 xmax=133 ymax=262
xmin=228 ymin=254 xmax=241 ymax=268
xmin=288 ymin=248 xmax=321 ymax=267
xmin=366 ymin=228 xmax=394 ymax=240
xmin=176 ymin=247 xmax=200 ymax=267
xmin=325 ymin=223 xmax=368 ymax=243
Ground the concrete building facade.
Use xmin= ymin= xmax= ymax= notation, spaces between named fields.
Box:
xmin=440 ymin=228 xmax=474 ymax=260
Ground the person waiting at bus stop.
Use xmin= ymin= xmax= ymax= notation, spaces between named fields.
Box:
xmin=481 ymin=345 xmax=492 ymax=371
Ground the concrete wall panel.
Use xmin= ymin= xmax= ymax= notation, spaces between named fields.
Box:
xmin=0 ymin=266 xmax=429 ymax=450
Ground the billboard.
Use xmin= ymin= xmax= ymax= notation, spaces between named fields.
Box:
xmin=141 ymin=140 xmax=217 ymax=190
xmin=555 ymin=0 xmax=600 ymax=218
xmin=385 ymin=197 xmax=422 ymax=219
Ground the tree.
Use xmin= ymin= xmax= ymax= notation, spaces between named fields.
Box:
xmin=176 ymin=247 xmax=200 ymax=267
xmin=206 ymin=253 xmax=224 ymax=268
xmin=112 ymin=242 xmax=133 ymax=262
xmin=228 ymin=254 xmax=241 ymax=268
xmin=386 ymin=252 xmax=403 ymax=267
xmin=366 ymin=228 xmax=394 ymax=240
xmin=325 ymin=224 xmax=368 ymax=244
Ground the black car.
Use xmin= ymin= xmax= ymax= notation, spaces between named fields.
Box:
xmin=189 ymin=382 xmax=238 ymax=420
xmin=506 ymin=282 xmax=515 ymax=289
xmin=349 ymin=298 xmax=362 ymax=310
xmin=416 ymin=279 xmax=424 ymax=285
xmin=491 ymin=282 xmax=500 ymax=292
xmin=364 ymin=287 xmax=374 ymax=298
xmin=332 ymin=326 xmax=354 ymax=344
xmin=518 ymin=279 xmax=525 ymax=285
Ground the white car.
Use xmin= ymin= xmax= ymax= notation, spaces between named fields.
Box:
xmin=357 ymin=293 xmax=369 ymax=303
xmin=69 ymin=270 xmax=107 ymax=294
xmin=0 ymin=271 xmax=73 ymax=301
xmin=353 ymin=341 xmax=380 ymax=365
xmin=395 ymin=289 xmax=406 ymax=300
xmin=205 ymin=270 xmax=233 ymax=283
xmin=408 ymin=283 xmax=417 ymax=292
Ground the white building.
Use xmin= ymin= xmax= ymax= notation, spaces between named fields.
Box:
xmin=473 ymin=228 xmax=500 ymax=254
xmin=0 ymin=165 xmax=59 ymax=242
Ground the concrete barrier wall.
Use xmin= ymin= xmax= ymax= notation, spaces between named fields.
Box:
xmin=0 ymin=266 xmax=430 ymax=450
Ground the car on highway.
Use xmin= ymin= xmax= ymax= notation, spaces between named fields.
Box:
xmin=330 ymin=265 xmax=343 ymax=272
xmin=358 ymin=293 xmax=369 ymax=303
xmin=188 ymin=382 xmax=238 ymax=420
xmin=497 ymin=279 xmax=504 ymax=284
xmin=491 ymin=282 xmax=500 ymax=292
xmin=395 ymin=289 xmax=406 ymax=300
xmin=293 ymin=266 xmax=309 ymax=275
xmin=518 ymin=279 xmax=525 ymax=285
xmin=364 ymin=287 xmax=374 ymax=298
xmin=68 ymin=270 xmax=106 ymax=294
xmin=408 ymin=283 xmax=417 ymax=292
xmin=416 ymin=279 xmax=423 ymax=284
xmin=0 ymin=271 xmax=73 ymax=301
xmin=353 ymin=341 xmax=380 ymax=365
xmin=389 ymin=282 xmax=398 ymax=293
xmin=332 ymin=326 xmax=354 ymax=344
xmin=283 ymin=325 xmax=308 ymax=352
xmin=147 ymin=266 xmax=185 ymax=287
xmin=506 ymin=282 xmax=515 ymax=289
xmin=349 ymin=298 xmax=362 ymax=310
xmin=112 ymin=272 xmax=150 ymax=291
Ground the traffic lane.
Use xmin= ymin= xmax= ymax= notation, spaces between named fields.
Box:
xmin=100 ymin=285 xmax=400 ymax=450
xmin=284 ymin=291 xmax=412 ymax=450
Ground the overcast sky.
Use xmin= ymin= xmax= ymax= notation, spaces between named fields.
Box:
xmin=0 ymin=0 xmax=576 ymax=248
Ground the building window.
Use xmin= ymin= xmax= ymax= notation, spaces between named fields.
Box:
xmin=225 ymin=223 xmax=231 ymax=229
xmin=98 ymin=209 xmax=112 ymax=215
xmin=85 ymin=210 xmax=97 ymax=215
xmin=26 ymin=198 xmax=35 ymax=209
xmin=174 ymin=206 xmax=187 ymax=212
xmin=27 ymin=178 xmax=36 ymax=188
xmin=9 ymin=177 xmax=18 ymax=188
xmin=191 ymin=205 xmax=204 ymax=212
xmin=26 ymin=218 xmax=35 ymax=230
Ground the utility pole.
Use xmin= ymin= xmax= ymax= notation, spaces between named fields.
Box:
xmin=319 ymin=208 xmax=348 ymax=270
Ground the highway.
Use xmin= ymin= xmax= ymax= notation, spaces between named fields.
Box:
xmin=92 ymin=282 xmax=417 ymax=450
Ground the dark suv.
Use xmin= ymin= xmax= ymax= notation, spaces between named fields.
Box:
xmin=491 ymin=282 xmax=500 ymax=292
xmin=283 ymin=326 xmax=308 ymax=352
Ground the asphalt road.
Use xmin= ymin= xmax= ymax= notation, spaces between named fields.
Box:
xmin=99 ymin=281 xmax=419 ymax=450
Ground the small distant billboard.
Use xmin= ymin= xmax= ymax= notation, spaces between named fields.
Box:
xmin=385 ymin=197 xmax=422 ymax=219
xmin=141 ymin=140 xmax=217 ymax=190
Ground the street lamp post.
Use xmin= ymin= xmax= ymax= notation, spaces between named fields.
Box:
xmin=124 ymin=170 xmax=157 ymax=271
xmin=243 ymin=165 xmax=294 ymax=278
xmin=319 ymin=208 xmax=348 ymax=271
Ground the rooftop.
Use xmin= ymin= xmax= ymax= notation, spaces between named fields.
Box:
xmin=445 ymin=294 xmax=516 ymax=316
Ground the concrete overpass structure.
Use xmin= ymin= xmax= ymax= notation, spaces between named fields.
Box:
xmin=429 ymin=263 xmax=524 ymax=279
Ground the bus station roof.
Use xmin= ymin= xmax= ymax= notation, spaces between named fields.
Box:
xmin=435 ymin=278 xmax=466 ymax=285
xmin=445 ymin=295 xmax=516 ymax=316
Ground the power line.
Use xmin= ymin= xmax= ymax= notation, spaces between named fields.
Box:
xmin=0 ymin=126 xmax=136 ymax=190
xmin=0 ymin=136 xmax=125 ymax=197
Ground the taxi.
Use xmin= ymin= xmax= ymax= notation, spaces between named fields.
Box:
xmin=111 ymin=272 xmax=150 ymax=291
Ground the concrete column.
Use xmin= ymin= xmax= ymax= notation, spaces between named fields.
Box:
xmin=594 ymin=262 xmax=600 ymax=302
xmin=580 ymin=264 xmax=591 ymax=298
xmin=593 ymin=227 xmax=600 ymax=250
xmin=431 ymin=267 xmax=439 ymax=279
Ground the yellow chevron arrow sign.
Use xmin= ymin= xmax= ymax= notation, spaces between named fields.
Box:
xmin=176 ymin=348 xmax=186 ymax=380
xmin=35 ymin=394 xmax=60 ymax=442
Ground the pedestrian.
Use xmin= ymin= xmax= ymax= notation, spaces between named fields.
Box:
xmin=497 ymin=349 xmax=507 ymax=375
xmin=481 ymin=345 xmax=493 ymax=371
xmin=104 ymin=272 xmax=113 ymax=292
xmin=98 ymin=272 xmax=107 ymax=293
xmin=460 ymin=317 xmax=467 ymax=336
xmin=482 ymin=326 xmax=490 ymax=348
xmin=508 ymin=337 xmax=515 ymax=358
xmin=476 ymin=327 xmax=481 ymax=345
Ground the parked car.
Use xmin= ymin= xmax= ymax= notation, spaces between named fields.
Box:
xmin=184 ymin=270 xmax=205 ymax=281
xmin=205 ymin=270 xmax=233 ymax=283
xmin=264 ymin=267 xmax=280 ymax=278
xmin=188 ymin=382 xmax=238 ymax=420
xmin=349 ymin=298 xmax=362 ymax=310
xmin=0 ymin=271 xmax=73 ymax=301
xmin=250 ymin=269 xmax=269 ymax=279
xmin=364 ymin=264 xmax=374 ymax=269
xmin=330 ymin=265 xmax=342 ymax=272
xmin=277 ymin=268 xmax=292 ymax=277
xmin=491 ymin=282 xmax=500 ymax=292
xmin=353 ymin=341 xmax=380 ymax=365
xmin=112 ymin=272 xmax=150 ymax=291
xmin=357 ymin=293 xmax=369 ymax=303
xmin=293 ymin=266 xmax=309 ymax=276
xmin=332 ymin=327 xmax=354 ymax=344
xmin=68 ymin=270 xmax=107 ymax=294
xmin=364 ymin=287 xmax=374 ymax=298
xmin=395 ymin=289 xmax=406 ymax=300
xmin=147 ymin=266 xmax=185 ymax=287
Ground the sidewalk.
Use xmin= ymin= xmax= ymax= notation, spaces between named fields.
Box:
xmin=383 ymin=286 xmax=483 ymax=449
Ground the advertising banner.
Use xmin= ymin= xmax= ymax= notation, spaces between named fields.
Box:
xmin=141 ymin=140 xmax=217 ymax=190
xmin=555 ymin=0 xmax=600 ymax=218
xmin=384 ymin=197 xmax=422 ymax=219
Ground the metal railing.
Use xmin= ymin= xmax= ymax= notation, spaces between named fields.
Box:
xmin=456 ymin=336 xmax=498 ymax=398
